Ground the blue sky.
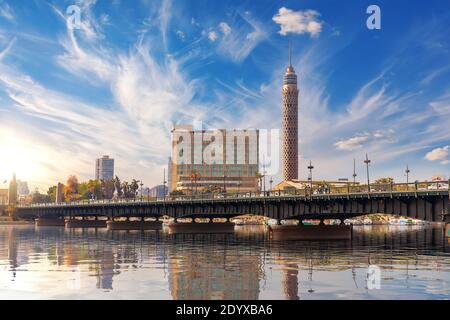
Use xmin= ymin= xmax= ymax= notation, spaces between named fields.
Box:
xmin=0 ymin=0 xmax=449 ymax=191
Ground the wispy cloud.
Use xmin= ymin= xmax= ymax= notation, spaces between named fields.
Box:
xmin=159 ymin=0 xmax=172 ymax=48
xmin=215 ymin=12 xmax=267 ymax=62
xmin=0 ymin=36 xmax=15 ymax=60
xmin=0 ymin=0 xmax=14 ymax=21
xmin=208 ymin=31 xmax=218 ymax=42
xmin=219 ymin=22 xmax=231 ymax=35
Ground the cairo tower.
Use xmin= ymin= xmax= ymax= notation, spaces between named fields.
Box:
xmin=281 ymin=47 xmax=299 ymax=181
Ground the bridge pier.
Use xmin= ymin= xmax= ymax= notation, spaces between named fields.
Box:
xmin=445 ymin=215 xmax=450 ymax=238
xmin=65 ymin=218 xmax=107 ymax=228
xmin=35 ymin=218 xmax=65 ymax=227
xmin=167 ymin=221 xmax=235 ymax=234
xmin=106 ymin=219 xmax=163 ymax=230
xmin=269 ymin=225 xmax=352 ymax=241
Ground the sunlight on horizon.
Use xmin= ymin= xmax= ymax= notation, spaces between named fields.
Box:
xmin=0 ymin=131 xmax=50 ymax=189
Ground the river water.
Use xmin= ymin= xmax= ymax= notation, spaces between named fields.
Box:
xmin=0 ymin=224 xmax=449 ymax=300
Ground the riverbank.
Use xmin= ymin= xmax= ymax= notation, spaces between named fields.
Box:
xmin=0 ymin=220 xmax=34 ymax=225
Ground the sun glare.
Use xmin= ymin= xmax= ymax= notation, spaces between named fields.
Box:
xmin=0 ymin=135 xmax=43 ymax=184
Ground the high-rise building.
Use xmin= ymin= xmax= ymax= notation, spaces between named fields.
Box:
xmin=282 ymin=45 xmax=299 ymax=181
xmin=95 ymin=155 xmax=114 ymax=180
xmin=148 ymin=185 xmax=168 ymax=198
xmin=8 ymin=173 xmax=17 ymax=205
xmin=171 ymin=125 xmax=259 ymax=194
xmin=0 ymin=189 xmax=8 ymax=206
xmin=56 ymin=182 xmax=64 ymax=203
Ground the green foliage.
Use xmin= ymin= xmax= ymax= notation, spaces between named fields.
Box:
xmin=374 ymin=177 xmax=394 ymax=184
xmin=32 ymin=190 xmax=51 ymax=204
xmin=47 ymin=186 xmax=57 ymax=202
xmin=201 ymin=185 xmax=223 ymax=194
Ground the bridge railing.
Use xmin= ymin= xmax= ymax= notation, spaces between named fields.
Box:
xmin=18 ymin=180 xmax=449 ymax=208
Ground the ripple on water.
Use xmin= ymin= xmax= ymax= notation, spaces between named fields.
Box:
xmin=0 ymin=224 xmax=449 ymax=299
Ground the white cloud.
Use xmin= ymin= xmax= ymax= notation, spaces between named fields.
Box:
xmin=176 ymin=30 xmax=185 ymax=40
xmin=219 ymin=22 xmax=231 ymax=35
xmin=425 ymin=146 xmax=449 ymax=164
xmin=208 ymin=31 xmax=218 ymax=41
xmin=272 ymin=7 xmax=322 ymax=38
xmin=334 ymin=135 xmax=370 ymax=151
xmin=0 ymin=1 xmax=14 ymax=21
xmin=0 ymin=37 xmax=15 ymax=61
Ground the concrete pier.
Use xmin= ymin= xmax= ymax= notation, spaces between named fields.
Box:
xmin=167 ymin=222 xmax=235 ymax=234
xmin=35 ymin=218 xmax=65 ymax=227
xmin=269 ymin=224 xmax=352 ymax=241
xmin=65 ymin=219 xmax=107 ymax=228
xmin=107 ymin=220 xmax=163 ymax=230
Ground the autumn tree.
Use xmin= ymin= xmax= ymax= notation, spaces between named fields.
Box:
xmin=64 ymin=175 xmax=80 ymax=202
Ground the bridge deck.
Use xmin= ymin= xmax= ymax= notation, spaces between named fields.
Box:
xmin=15 ymin=189 xmax=450 ymax=223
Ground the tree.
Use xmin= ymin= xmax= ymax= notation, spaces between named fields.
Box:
xmin=78 ymin=182 xmax=91 ymax=200
xmin=255 ymin=172 xmax=264 ymax=192
xmin=102 ymin=179 xmax=115 ymax=199
xmin=32 ymin=190 xmax=51 ymax=204
xmin=87 ymin=179 xmax=102 ymax=199
xmin=170 ymin=190 xmax=184 ymax=196
xmin=190 ymin=171 xmax=201 ymax=194
xmin=130 ymin=179 xmax=140 ymax=199
xmin=47 ymin=186 xmax=57 ymax=202
xmin=122 ymin=181 xmax=130 ymax=198
xmin=201 ymin=185 xmax=223 ymax=194
xmin=113 ymin=176 xmax=123 ymax=198
xmin=374 ymin=177 xmax=394 ymax=192
xmin=64 ymin=175 xmax=80 ymax=202
xmin=374 ymin=177 xmax=394 ymax=184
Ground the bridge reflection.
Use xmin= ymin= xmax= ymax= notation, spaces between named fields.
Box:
xmin=0 ymin=225 xmax=448 ymax=299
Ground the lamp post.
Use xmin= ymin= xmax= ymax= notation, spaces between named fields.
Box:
xmin=307 ymin=161 xmax=314 ymax=192
xmin=352 ymin=158 xmax=357 ymax=186
xmin=163 ymin=168 xmax=167 ymax=201
xmin=237 ymin=171 xmax=241 ymax=195
xmin=262 ymin=154 xmax=266 ymax=194
xmin=269 ymin=178 xmax=273 ymax=191
xmin=364 ymin=154 xmax=371 ymax=193
xmin=405 ymin=165 xmax=410 ymax=184
xmin=223 ymin=173 xmax=227 ymax=194
xmin=405 ymin=165 xmax=410 ymax=191
xmin=140 ymin=181 xmax=144 ymax=201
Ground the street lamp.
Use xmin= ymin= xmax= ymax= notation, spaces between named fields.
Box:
xmin=307 ymin=161 xmax=314 ymax=192
xmin=364 ymin=154 xmax=371 ymax=193
xmin=352 ymin=158 xmax=357 ymax=186
xmin=223 ymin=173 xmax=227 ymax=194
xmin=163 ymin=168 xmax=167 ymax=201
xmin=405 ymin=165 xmax=410 ymax=190
xmin=140 ymin=181 xmax=144 ymax=201
xmin=262 ymin=154 xmax=266 ymax=194
xmin=269 ymin=178 xmax=273 ymax=191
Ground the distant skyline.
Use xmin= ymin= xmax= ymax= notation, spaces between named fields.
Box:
xmin=0 ymin=0 xmax=449 ymax=192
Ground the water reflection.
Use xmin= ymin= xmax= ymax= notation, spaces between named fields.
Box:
xmin=0 ymin=224 xmax=449 ymax=299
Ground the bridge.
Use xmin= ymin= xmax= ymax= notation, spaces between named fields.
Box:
xmin=15 ymin=181 xmax=450 ymax=224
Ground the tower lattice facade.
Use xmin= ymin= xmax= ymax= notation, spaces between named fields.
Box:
xmin=282 ymin=53 xmax=299 ymax=181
